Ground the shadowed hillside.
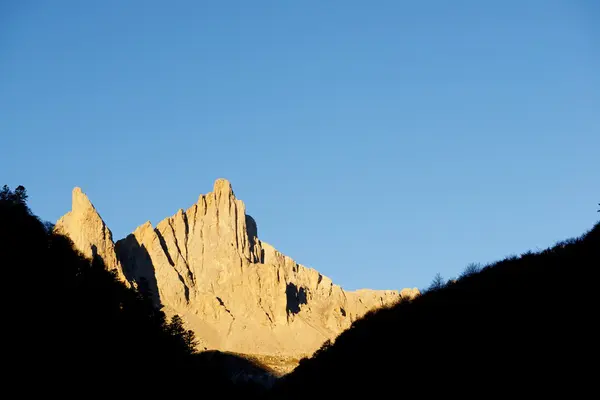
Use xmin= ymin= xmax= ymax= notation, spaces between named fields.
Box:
xmin=3 ymin=183 xmax=597 ymax=397
xmin=273 ymin=219 xmax=599 ymax=398
xmin=0 ymin=185 xmax=266 ymax=396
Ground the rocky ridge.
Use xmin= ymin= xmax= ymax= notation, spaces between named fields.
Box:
xmin=56 ymin=179 xmax=419 ymax=360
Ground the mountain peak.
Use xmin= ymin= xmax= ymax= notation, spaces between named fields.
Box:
xmin=71 ymin=186 xmax=94 ymax=212
xmin=213 ymin=178 xmax=234 ymax=196
xmin=56 ymin=178 xmax=416 ymax=369
xmin=56 ymin=186 xmax=125 ymax=282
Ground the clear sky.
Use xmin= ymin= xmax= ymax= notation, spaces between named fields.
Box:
xmin=1 ymin=1 xmax=598 ymax=291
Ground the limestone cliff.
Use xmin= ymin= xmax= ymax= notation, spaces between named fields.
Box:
xmin=56 ymin=179 xmax=419 ymax=358
xmin=55 ymin=187 xmax=127 ymax=284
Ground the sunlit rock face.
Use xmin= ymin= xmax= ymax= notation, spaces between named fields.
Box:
xmin=57 ymin=179 xmax=419 ymax=358
xmin=55 ymin=187 xmax=127 ymax=283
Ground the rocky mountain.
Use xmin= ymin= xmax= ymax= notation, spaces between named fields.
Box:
xmin=56 ymin=178 xmax=419 ymax=362
xmin=55 ymin=188 xmax=128 ymax=284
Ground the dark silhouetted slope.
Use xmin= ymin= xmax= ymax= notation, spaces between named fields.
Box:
xmin=0 ymin=185 xmax=265 ymax=397
xmin=273 ymin=221 xmax=599 ymax=398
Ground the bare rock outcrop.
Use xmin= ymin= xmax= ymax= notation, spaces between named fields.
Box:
xmin=56 ymin=179 xmax=419 ymax=359
xmin=55 ymin=187 xmax=127 ymax=283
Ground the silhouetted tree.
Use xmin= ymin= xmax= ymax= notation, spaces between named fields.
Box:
xmin=168 ymin=315 xmax=186 ymax=336
xmin=0 ymin=184 xmax=28 ymax=207
xmin=0 ymin=185 xmax=10 ymax=200
xmin=183 ymin=329 xmax=198 ymax=353
xmin=14 ymin=185 xmax=27 ymax=204
xmin=426 ymin=272 xmax=445 ymax=291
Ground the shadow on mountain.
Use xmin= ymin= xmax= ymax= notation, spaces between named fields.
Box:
xmin=115 ymin=233 xmax=162 ymax=307
xmin=286 ymin=282 xmax=307 ymax=315
xmin=272 ymin=220 xmax=600 ymax=398
xmin=246 ymin=214 xmax=265 ymax=262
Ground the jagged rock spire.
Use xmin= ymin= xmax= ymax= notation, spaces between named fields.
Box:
xmin=55 ymin=187 xmax=127 ymax=283
xmin=56 ymin=179 xmax=419 ymax=366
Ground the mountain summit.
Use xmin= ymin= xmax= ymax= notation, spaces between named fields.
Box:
xmin=56 ymin=179 xmax=418 ymax=361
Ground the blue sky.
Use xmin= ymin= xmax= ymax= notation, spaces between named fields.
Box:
xmin=1 ymin=1 xmax=598 ymax=291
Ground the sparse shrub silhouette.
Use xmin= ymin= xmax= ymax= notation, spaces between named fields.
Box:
xmin=459 ymin=262 xmax=481 ymax=278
